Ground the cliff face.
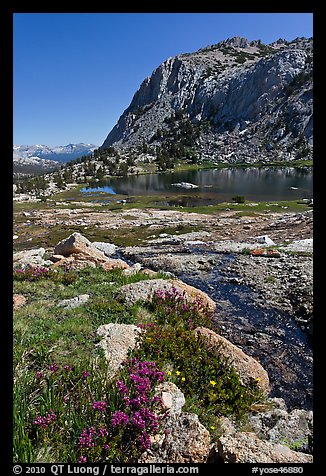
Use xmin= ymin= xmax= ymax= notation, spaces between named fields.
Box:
xmin=102 ymin=37 xmax=313 ymax=163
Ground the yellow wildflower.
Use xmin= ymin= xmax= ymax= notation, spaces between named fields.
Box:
xmin=210 ymin=380 xmax=216 ymax=386
xmin=181 ymin=377 xmax=185 ymax=382
xmin=176 ymin=371 xmax=181 ymax=376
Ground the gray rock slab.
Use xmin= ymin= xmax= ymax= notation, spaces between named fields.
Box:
xmin=58 ymin=294 xmax=90 ymax=309
xmin=13 ymin=248 xmax=46 ymax=267
xmin=96 ymin=323 xmax=142 ymax=377
xmin=91 ymin=241 xmax=117 ymax=256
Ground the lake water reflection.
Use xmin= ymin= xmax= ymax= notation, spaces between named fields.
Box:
xmin=81 ymin=167 xmax=313 ymax=204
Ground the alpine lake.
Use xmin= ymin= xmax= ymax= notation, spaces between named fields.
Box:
xmin=80 ymin=166 xmax=313 ymax=207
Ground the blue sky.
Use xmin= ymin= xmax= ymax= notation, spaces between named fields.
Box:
xmin=13 ymin=13 xmax=313 ymax=147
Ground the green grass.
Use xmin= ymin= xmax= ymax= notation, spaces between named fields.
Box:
xmin=13 ymin=266 xmax=170 ymax=462
xmin=13 ymin=266 xmax=155 ymax=367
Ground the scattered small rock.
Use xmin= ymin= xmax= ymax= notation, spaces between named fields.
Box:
xmin=122 ymin=263 xmax=142 ymax=276
xmin=13 ymin=294 xmax=26 ymax=310
xmin=255 ymin=235 xmax=276 ymax=246
xmin=13 ymin=248 xmax=46 ymax=267
xmin=58 ymin=294 xmax=90 ymax=309
xmin=155 ymin=382 xmax=186 ymax=414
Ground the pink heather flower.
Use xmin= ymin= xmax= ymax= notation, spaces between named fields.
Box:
xmin=103 ymin=444 xmax=110 ymax=451
xmin=82 ymin=371 xmax=89 ymax=379
xmin=123 ymin=395 xmax=131 ymax=406
xmin=78 ymin=456 xmax=87 ymax=463
xmin=111 ymin=410 xmax=129 ymax=427
xmin=33 ymin=411 xmax=57 ymax=429
xmin=79 ymin=427 xmax=96 ymax=448
xmin=49 ymin=363 xmax=59 ymax=372
xmin=35 ymin=371 xmax=43 ymax=380
xmin=155 ymin=371 xmax=164 ymax=382
xmin=139 ymin=431 xmax=151 ymax=450
xmin=116 ymin=380 xmax=128 ymax=394
xmin=92 ymin=401 xmax=108 ymax=412
xmin=64 ymin=365 xmax=72 ymax=372
xmin=98 ymin=426 xmax=108 ymax=438
xmin=132 ymin=412 xmax=146 ymax=430
xmin=130 ymin=397 xmax=141 ymax=410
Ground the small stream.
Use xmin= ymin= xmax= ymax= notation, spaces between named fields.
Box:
xmin=179 ymin=253 xmax=313 ymax=411
xmin=119 ymin=248 xmax=313 ymax=411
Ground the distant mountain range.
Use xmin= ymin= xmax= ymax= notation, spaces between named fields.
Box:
xmin=13 ymin=143 xmax=98 ymax=175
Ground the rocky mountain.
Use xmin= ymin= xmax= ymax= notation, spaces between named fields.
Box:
xmin=13 ymin=143 xmax=98 ymax=175
xmin=102 ymin=36 xmax=313 ymax=164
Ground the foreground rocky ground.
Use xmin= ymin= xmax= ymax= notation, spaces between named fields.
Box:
xmin=13 ymin=202 xmax=313 ymax=463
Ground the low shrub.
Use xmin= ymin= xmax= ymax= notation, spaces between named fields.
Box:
xmin=132 ymin=287 xmax=262 ymax=430
xmin=232 ymin=195 xmax=246 ymax=204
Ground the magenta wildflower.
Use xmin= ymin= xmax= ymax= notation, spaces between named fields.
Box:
xmin=111 ymin=410 xmax=129 ymax=427
xmin=33 ymin=411 xmax=57 ymax=429
xmin=49 ymin=363 xmax=59 ymax=372
xmin=132 ymin=412 xmax=146 ymax=430
xmin=64 ymin=365 xmax=73 ymax=372
xmin=92 ymin=401 xmax=107 ymax=412
xmin=35 ymin=371 xmax=43 ymax=380
xmin=116 ymin=380 xmax=128 ymax=394
xmin=79 ymin=427 xmax=96 ymax=448
xmin=139 ymin=431 xmax=151 ymax=450
xmin=123 ymin=395 xmax=131 ymax=406
xmin=82 ymin=370 xmax=89 ymax=379
xmin=98 ymin=426 xmax=108 ymax=438
xmin=78 ymin=456 xmax=87 ymax=463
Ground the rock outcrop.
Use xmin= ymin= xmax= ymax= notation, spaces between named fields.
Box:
xmin=13 ymin=248 xmax=48 ymax=268
xmin=96 ymin=323 xmax=142 ymax=377
xmin=118 ymin=278 xmax=216 ymax=314
xmin=248 ymin=398 xmax=313 ymax=453
xmin=101 ymin=37 xmax=313 ymax=163
xmin=194 ymin=327 xmax=270 ymax=396
xmin=140 ymin=412 xmax=211 ymax=464
xmin=52 ymin=233 xmax=129 ymax=271
xmin=214 ymin=431 xmax=313 ymax=463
